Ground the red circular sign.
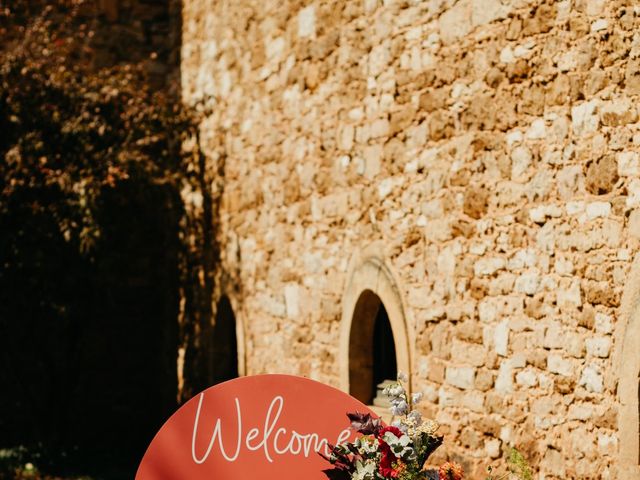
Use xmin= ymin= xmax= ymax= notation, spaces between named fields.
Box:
xmin=136 ymin=374 xmax=379 ymax=480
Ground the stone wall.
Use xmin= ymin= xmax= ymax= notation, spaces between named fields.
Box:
xmin=180 ymin=0 xmax=640 ymax=478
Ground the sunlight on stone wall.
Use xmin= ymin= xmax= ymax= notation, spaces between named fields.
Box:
xmin=180 ymin=1 xmax=640 ymax=477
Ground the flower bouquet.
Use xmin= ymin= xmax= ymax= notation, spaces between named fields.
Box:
xmin=320 ymin=373 xmax=463 ymax=480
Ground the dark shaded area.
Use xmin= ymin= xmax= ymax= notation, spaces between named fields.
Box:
xmin=372 ymin=304 xmax=397 ymax=399
xmin=0 ymin=0 xmax=244 ymax=475
xmin=212 ymin=296 xmax=239 ymax=384
xmin=177 ymin=143 xmax=239 ymax=402
xmin=0 ymin=0 xmax=197 ymax=478
xmin=348 ymin=290 xmax=397 ymax=405
xmin=0 ymin=180 xmax=182 ymax=478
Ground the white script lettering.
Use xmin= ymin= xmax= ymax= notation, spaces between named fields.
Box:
xmin=191 ymin=393 xmax=351 ymax=464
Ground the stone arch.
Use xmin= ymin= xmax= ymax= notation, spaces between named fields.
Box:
xmin=339 ymin=243 xmax=411 ymax=401
xmin=212 ymin=294 xmax=246 ymax=381
xmin=615 ymin=255 xmax=640 ymax=477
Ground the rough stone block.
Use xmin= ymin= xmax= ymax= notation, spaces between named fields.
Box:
xmin=427 ymin=358 xmax=446 ymax=384
xmin=568 ymin=403 xmax=593 ymax=421
xmin=547 ymin=354 xmax=573 ymax=377
xmin=594 ymin=312 xmax=613 ymax=334
xmin=485 ymin=438 xmax=501 ymax=458
xmin=495 ymin=361 xmax=513 ymax=394
xmin=438 ymin=386 xmax=459 ymax=408
xmin=597 ymin=433 xmax=617 ymax=456
xmin=463 ymin=185 xmax=489 ymax=219
xmin=363 ymin=145 xmax=382 ymax=179
xmin=516 ymin=368 xmax=538 ymax=388
xmin=557 ymin=165 xmax=585 ymax=198
xmin=284 ymin=283 xmax=302 ymax=319
xmin=475 ymin=368 xmax=494 ymax=391
xmin=471 ymin=0 xmax=510 ymax=27
xmin=585 ymin=336 xmax=611 ymax=358
xmin=543 ymin=323 xmax=564 ymax=349
xmin=514 ymin=269 xmax=540 ymax=295
xmin=451 ymin=339 xmax=487 ymax=367
xmin=460 ymin=391 xmax=485 ymax=413
xmin=566 ymin=334 xmax=585 ymax=359
xmin=298 ymin=6 xmax=316 ymax=38
xmin=627 ymin=178 xmax=640 ymax=208
xmin=617 ymin=151 xmax=639 ymax=177
xmin=511 ymin=145 xmax=532 ymax=181
xmin=579 ymin=364 xmax=604 ymax=393
xmin=445 ymin=366 xmax=476 ymax=390
xmin=584 ymin=0 xmax=607 ymax=16
xmin=370 ymin=117 xmax=390 ymax=138
xmin=557 ymin=279 xmax=582 ymax=309
xmin=494 ymin=320 xmax=509 ymax=356
xmin=600 ymin=99 xmax=638 ymax=126
xmin=474 ymin=257 xmax=506 ymax=276
xmin=585 ymin=154 xmax=619 ymax=195
xmin=508 ymin=248 xmax=537 ymax=270
xmin=541 ymin=448 xmax=565 ymax=477
xmin=625 ymin=57 xmax=640 ymax=94
xmin=585 ymin=201 xmax=611 ymax=220
xmin=439 ymin=0 xmax=471 ymax=45
xmin=571 ymin=100 xmax=600 ymax=136
xmin=337 ymin=123 xmax=354 ymax=151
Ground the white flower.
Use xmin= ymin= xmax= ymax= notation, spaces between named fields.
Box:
xmin=383 ymin=382 xmax=406 ymax=404
xmin=397 ymin=371 xmax=408 ymax=382
xmin=390 ymin=399 xmax=409 ymax=415
xmin=416 ymin=419 xmax=440 ymax=436
xmin=412 ymin=392 xmax=424 ymax=405
xmin=382 ymin=430 xmax=416 ymax=461
xmin=355 ymin=436 xmax=379 ymax=455
xmin=407 ymin=410 xmax=422 ymax=424
xmin=353 ymin=459 xmax=377 ymax=480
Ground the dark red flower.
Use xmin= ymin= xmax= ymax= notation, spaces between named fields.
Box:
xmin=378 ymin=441 xmax=399 ymax=478
xmin=377 ymin=426 xmax=406 ymax=478
xmin=377 ymin=425 xmax=404 ymax=439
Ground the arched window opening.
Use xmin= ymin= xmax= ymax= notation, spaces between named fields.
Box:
xmin=349 ymin=290 xmax=397 ymax=406
xmin=617 ymin=258 xmax=640 ymax=477
xmin=212 ymin=296 xmax=238 ymax=384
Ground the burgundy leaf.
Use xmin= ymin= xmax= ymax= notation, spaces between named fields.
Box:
xmin=347 ymin=411 xmax=382 ymax=435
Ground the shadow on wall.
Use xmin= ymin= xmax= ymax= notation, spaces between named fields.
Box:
xmin=212 ymin=296 xmax=240 ymax=384
xmin=0 ymin=0 xmax=232 ymax=477
xmin=0 ymin=179 xmax=181 ymax=476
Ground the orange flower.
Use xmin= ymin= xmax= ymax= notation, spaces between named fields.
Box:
xmin=439 ymin=461 xmax=464 ymax=480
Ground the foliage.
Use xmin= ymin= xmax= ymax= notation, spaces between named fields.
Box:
xmin=0 ymin=1 xmax=203 ymax=477
xmin=0 ymin=0 xmax=196 ymax=257
xmin=323 ymin=373 xmax=534 ymax=480
xmin=486 ymin=448 xmax=533 ymax=480
xmin=321 ymin=374 xmax=460 ymax=480
xmin=0 ymin=447 xmax=93 ymax=480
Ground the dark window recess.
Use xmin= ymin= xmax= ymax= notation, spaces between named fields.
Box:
xmin=212 ymin=296 xmax=239 ymax=384
xmin=348 ymin=290 xmax=397 ymax=405
xmin=372 ymin=304 xmax=397 ymax=401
